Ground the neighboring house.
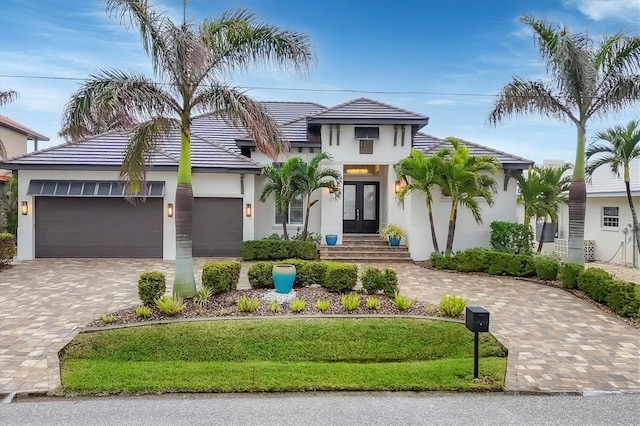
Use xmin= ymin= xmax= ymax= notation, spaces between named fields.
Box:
xmin=2 ymin=98 xmax=532 ymax=261
xmin=0 ymin=115 xmax=49 ymax=179
xmin=556 ymin=157 xmax=640 ymax=265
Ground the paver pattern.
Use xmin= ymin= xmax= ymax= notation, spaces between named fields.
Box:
xmin=1 ymin=259 xmax=638 ymax=395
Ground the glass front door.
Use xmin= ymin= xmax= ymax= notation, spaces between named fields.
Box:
xmin=343 ymin=182 xmax=379 ymax=233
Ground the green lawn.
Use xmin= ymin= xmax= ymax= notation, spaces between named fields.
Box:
xmin=60 ymin=318 xmax=507 ymax=394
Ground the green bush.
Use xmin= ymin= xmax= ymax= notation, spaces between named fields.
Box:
xmin=486 ymin=251 xmax=512 ymax=275
xmin=454 ymin=248 xmax=490 ymax=273
xmin=439 ymin=294 xmax=467 ymax=318
xmin=429 ymin=251 xmax=456 ymax=270
xmin=577 ymin=268 xmax=613 ymax=304
xmin=489 ymin=221 xmax=533 ymax=255
xmin=201 ymin=261 xmax=241 ymax=294
xmin=138 ymin=272 xmax=167 ymax=306
xmin=559 ymin=262 xmax=583 ymax=289
xmin=0 ymin=232 xmax=16 ymax=267
xmin=247 ymin=261 xmax=275 ymax=289
xmin=361 ymin=267 xmax=399 ymax=297
xmin=321 ymin=262 xmax=358 ymax=292
xmin=241 ymin=239 xmax=317 ymax=261
xmin=606 ymin=280 xmax=640 ymax=318
xmin=505 ymin=254 xmax=536 ymax=277
xmin=298 ymin=261 xmax=328 ymax=286
xmin=534 ymin=255 xmax=560 ymax=281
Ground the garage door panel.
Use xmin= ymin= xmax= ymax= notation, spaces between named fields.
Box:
xmin=35 ymin=198 xmax=163 ymax=258
xmin=192 ymin=198 xmax=242 ymax=257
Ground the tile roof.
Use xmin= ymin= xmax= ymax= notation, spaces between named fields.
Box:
xmin=412 ymin=133 xmax=534 ymax=167
xmin=0 ymin=115 xmax=49 ymax=141
xmin=307 ymin=98 xmax=429 ymax=123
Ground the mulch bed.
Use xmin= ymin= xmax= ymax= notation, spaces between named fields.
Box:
xmin=87 ymin=286 xmax=444 ymax=328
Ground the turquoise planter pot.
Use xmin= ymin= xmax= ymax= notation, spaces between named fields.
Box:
xmin=389 ymin=237 xmax=401 ymax=246
xmin=272 ymin=264 xmax=296 ymax=294
xmin=325 ymin=234 xmax=338 ymax=246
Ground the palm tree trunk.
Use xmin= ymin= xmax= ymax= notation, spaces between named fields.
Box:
xmin=537 ymin=220 xmax=547 ymax=252
xmin=302 ymin=197 xmax=311 ymax=240
xmin=282 ymin=208 xmax=289 ymax=240
xmin=624 ymin=179 xmax=640 ymax=262
xmin=445 ymin=202 xmax=457 ymax=255
xmin=173 ymin=126 xmax=197 ymax=298
xmin=567 ymin=124 xmax=587 ymax=265
xmin=426 ymin=199 xmax=440 ymax=253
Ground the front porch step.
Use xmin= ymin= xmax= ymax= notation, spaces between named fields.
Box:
xmin=319 ymin=235 xmax=412 ymax=262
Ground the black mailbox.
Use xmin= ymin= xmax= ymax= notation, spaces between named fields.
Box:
xmin=465 ymin=306 xmax=490 ymax=333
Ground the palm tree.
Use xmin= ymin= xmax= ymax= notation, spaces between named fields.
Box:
xmin=259 ymin=157 xmax=304 ymax=240
xmin=432 ymin=138 xmax=500 ymax=255
xmin=489 ymin=15 xmax=640 ymax=265
xmin=295 ymin=152 xmax=341 ymax=240
xmin=395 ymin=148 xmax=447 ymax=253
xmin=534 ymin=164 xmax=571 ymax=252
xmin=0 ymin=90 xmax=18 ymax=160
xmin=60 ymin=0 xmax=314 ymax=297
xmin=587 ymin=120 xmax=640 ymax=258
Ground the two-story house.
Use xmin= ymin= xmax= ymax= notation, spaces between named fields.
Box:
xmin=2 ymin=98 xmax=532 ymax=261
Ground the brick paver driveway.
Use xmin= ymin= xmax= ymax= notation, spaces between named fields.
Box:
xmin=1 ymin=259 xmax=639 ymax=395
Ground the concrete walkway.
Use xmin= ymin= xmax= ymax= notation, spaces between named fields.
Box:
xmin=0 ymin=259 xmax=638 ymax=395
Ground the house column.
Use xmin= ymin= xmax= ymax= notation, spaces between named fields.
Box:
xmin=320 ymin=163 xmax=344 ymax=244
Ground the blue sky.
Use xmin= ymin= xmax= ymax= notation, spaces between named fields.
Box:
xmin=0 ymin=0 xmax=638 ymax=164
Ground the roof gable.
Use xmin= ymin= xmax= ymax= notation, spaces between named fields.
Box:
xmin=0 ymin=115 xmax=49 ymax=141
xmin=307 ymin=98 xmax=429 ymax=125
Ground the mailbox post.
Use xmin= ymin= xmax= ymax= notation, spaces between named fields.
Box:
xmin=465 ymin=306 xmax=490 ymax=379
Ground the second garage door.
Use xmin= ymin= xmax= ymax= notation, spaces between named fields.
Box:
xmin=192 ymin=197 xmax=243 ymax=257
xmin=35 ymin=197 xmax=163 ymax=258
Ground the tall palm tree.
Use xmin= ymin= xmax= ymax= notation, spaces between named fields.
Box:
xmin=587 ymin=120 xmax=640 ymax=257
xmin=395 ymin=148 xmax=448 ymax=253
xmin=516 ymin=167 xmax=548 ymax=227
xmin=60 ymin=0 xmax=314 ymax=297
xmin=260 ymin=157 xmax=305 ymax=240
xmin=0 ymin=90 xmax=18 ymax=160
xmin=489 ymin=15 xmax=640 ymax=265
xmin=432 ymin=138 xmax=500 ymax=255
xmin=534 ymin=164 xmax=571 ymax=252
xmin=295 ymin=152 xmax=341 ymax=240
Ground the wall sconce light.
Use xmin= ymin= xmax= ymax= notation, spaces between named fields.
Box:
xmin=21 ymin=201 xmax=28 ymax=215
xmin=394 ymin=181 xmax=401 ymax=194
xmin=245 ymin=203 xmax=252 ymax=217
xmin=167 ymin=203 xmax=174 ymax=217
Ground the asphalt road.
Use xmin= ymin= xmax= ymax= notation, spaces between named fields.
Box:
xmin=1 ymin=392 xmax=639 ymax=425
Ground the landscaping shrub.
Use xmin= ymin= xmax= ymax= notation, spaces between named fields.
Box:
xmin=505 ymin=254 xmax=536 ymax=277
xmin=489 ymin=221 xmax=533 ymax=254
xmin=241 ymin=239 xmax=317 ymax=261
xmin=454 ymin=248 xmax=490 ymax=273
xmin=298 ymin=261 xmax=328 ymax=286
xmin=361 ymin=267 xmax=398 ymax=297
xmin=486 ymin=251 xmax=512 ymax=275
xmin=281 ymin=258 xmax=312 ymax=286
xmin=438 ymin=294 xmax=467 ymax=318
xmin=577 ymin=268 xmax=613 ymax=304
xmin=559 ymin=262 xmax=583 ymax=289
xmin=0 ymin=232 xmax=16 ymax=267
xmin=247 ymin=261 xmax=275 ymax=289
xmin=321 ymin=262 xmax=358 ymax=292
xmin=429 ymin=251 xmax=456 ymax=270
xmin=201 ymin=260 xmax=241 ymax=294
xmin=534 ymin=255 xmax=560 ymax=281
xmin=138 ymin=272 xmax=166 ymax=306
xmin=606 ymin=280 xmax=640 ymax=318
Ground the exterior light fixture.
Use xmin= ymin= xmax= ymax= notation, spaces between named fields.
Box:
xmin=245 ymin=203 xmax=252 ymax=217
xmin=167 ymin=203 xmax=174 ymax=217
xmin=21 ymin=201 xmax=28 ymax=215
xmin=394 ymin=181 xmax=401 ymax=194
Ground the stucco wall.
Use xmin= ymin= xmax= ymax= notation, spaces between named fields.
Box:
xmin=321 ymin=124 xmax=411 ymax=163
xmin=0 ymin=127 xmax=28 ymax=176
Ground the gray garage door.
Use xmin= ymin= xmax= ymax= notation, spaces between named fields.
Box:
xmin=192 ymin=198 xmax=243 ymax=257
xmin=35 ymin=197 xmax=163 ymax=258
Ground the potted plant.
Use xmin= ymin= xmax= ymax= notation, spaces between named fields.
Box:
xmin=272 ymin=263 xmax=296 ymax=294
xmin=379 ymin=224 xmax=405 ymax=246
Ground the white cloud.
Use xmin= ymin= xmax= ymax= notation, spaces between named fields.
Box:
xmin=565 ymin=0 xmax=640 ymax=22
xmin=425 ymin=99 xmax=456 ymax=106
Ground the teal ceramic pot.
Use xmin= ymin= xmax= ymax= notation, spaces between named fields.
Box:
xmin=325 ymin=234 xmax=338 ymax=246
xmin=272 ymin=264 xmax=296 ymax=294
xmin=389 ymin=237 xmax=401 ymax=246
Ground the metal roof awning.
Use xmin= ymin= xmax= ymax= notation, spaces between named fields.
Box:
xmin=27 ymin=180 xmax=165 ymax=197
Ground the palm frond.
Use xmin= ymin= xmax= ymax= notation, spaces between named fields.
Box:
xmin=191 ymin=84 xmax=287 ymax=159
xmin=0 ymin=90 xmax=18 ymax=106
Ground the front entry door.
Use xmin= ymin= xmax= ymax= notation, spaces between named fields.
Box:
xmin=343 ymin=182 xmax=379 ymax=233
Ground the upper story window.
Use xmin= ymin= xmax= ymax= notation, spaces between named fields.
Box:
xmin=354 ymin=127 xmax=379 ymax=140
xmin=602 ymin=206 xmax=619 ymax=228
xmin=359 ymin=140 xmax=374 ymax=154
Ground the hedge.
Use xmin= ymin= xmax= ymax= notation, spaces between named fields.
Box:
xmin=489 ymin=221 xmax=533 ymax=255
xmin=431 ymin=248 xmax=535 ymax=277
xmin=247 ymin=261 xmax=275 ymax=289
xmin=247 ymin=260 xmax=355 ymax=292
xmin=202 ymin=261 xmax=241 ymax=294
xmin=241 ymin=239 xmax=317 ymax=261
xmin=0 ymin=232 xmax=16 ymax=267
xmin=559 ymin=262 xmax=583 ymax=289
xmin=361 ymin=266 xmax=398 ymax=297
xmin=138 ymin=272 xmax=166 ymax=306
xmin=534 ymin=255 xmax=560 ymax=281
xmin=577 ymin=268 xmax=613 ymax=304
xmin=321 ymin=262 xmax=358 ymax=292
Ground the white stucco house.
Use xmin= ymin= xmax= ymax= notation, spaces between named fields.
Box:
xmin=2 ymin=98 xmax=533 ymax=261
xmin=0 ymin=115 xmax=49 ymax=178
xmin=556 ymin=157 xmax=640 ymax=266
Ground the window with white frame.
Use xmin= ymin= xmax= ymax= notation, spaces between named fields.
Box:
xmin=275 ymin=195 xmax=304 ymax=225
xmin=602 ymin=206 xmax=619 ymax=228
